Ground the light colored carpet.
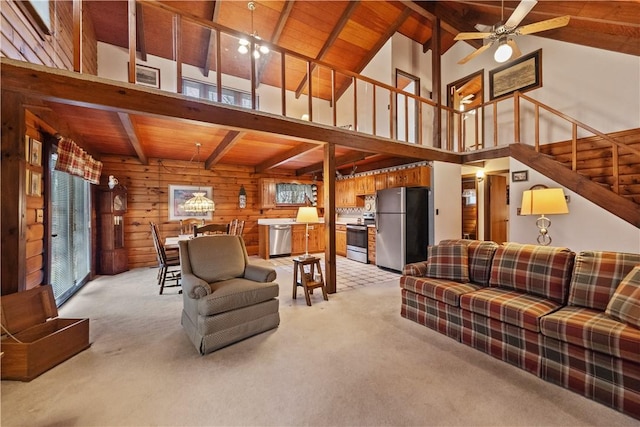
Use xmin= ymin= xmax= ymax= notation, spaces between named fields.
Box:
xmin=1 ymin=257 xmax=636 ymax=427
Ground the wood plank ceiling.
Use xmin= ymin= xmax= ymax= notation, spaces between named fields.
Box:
xmin=38 ymin=1 xmax=639 ymax=176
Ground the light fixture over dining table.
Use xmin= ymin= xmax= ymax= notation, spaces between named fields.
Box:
xmin=183 ymin=143 xmax=215 ymax=214
xmin=238 ymin=2 xmax=269 ymax=59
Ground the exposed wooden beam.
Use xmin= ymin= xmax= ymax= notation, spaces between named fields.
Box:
xmin=204 ymin=130 xmax=243 ymax=169
xmin=127 ymin=0 xmax=136 ymax=84
xmin=297 ymin=150 xmax=374 ymax=176
xmin=117 ymin=112 xmax=148 ymax=165
xmin=202 ymin=1 xmax=220 ymax=77
xmin=72 ymin=0 xmax=82 ymax=72
xmin=256 ymin=0 xmax=294 ymax=87
xmin=255 ymin=142 xmax=321 ymax=173
xmin=136 ymin=2 xmax=147 ymax=62
xmin=323 ymin=143 xmax=337 ymax=294
xmin=294 ymin=1 xmax=359 ymax=99
xmin=335 ymin=7 xmax=412 ymax=101
xmin=1 ymin=59 xmax=461 ymax=165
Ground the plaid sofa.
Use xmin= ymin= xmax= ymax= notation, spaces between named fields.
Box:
xmin=400 ymin=242 xmax=640 ymax=420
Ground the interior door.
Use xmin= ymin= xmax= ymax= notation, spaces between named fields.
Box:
xmin=488 ymin=175 xmax=508 ymax=244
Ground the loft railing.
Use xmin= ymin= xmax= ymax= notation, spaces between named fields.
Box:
xmin=64 ymin=0 xmax=638 ymax=192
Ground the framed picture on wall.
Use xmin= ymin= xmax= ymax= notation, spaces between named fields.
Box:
xmin=511 ymin=170 xmax=529 ymax=182
xmin=132 ymin=63 xmax=161 ymax=89
xmin=489 ymin=49 xmax=542 ymax=100
xmin=168 ymin=185 xmax=213 ymax=221
xmin=30 ymin=138 xmax=42 ymax=166
xmin=30 ymin=171 xmax=42 ymax=196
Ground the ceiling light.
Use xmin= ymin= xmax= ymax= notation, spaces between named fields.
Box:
xmin=184 ymin=143 xmax=215 ymax=214
xmin=238 ymin=2 xmax=268 ymax=59
xmin=494 ymin=37 xmax=513 ymax=63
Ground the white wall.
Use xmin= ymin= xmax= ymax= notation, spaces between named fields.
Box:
xmin=509 ymin=159 xmax=640 ymax=253
xmin=442 ymin=36 xmax=640 ymax=145
xmin=433 ymin=161 xmax=462 ymax=243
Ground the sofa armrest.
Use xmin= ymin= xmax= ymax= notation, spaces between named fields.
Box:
xmin=403 ymin=261 xmax=428 ymax=277
xmin=244 ymin=264 xmax=277 ymax=283
xmin=181 ymin=272 xmax=212 ymax=299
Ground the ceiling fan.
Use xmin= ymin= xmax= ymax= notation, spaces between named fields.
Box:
xmin=455 ymin=0 xmax=570 ymax=65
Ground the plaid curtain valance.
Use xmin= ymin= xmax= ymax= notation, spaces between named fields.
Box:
xmin=54 ymin=137 xmax=102 ymax=184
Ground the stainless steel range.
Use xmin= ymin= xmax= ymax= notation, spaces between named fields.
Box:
xmin=346 ymin=212 xmax=375 ymax=263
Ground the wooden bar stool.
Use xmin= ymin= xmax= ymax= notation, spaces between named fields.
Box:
xmin=292 ymin=257 xmax=328 ymax=306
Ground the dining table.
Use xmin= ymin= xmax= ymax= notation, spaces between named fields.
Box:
xmin=164 ymin=234 xmax=193 ymax=250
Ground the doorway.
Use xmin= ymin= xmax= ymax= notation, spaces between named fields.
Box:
xmin=447 ymin=70 xmax=484 ymax=151
xmin=484 ymin=174 xmax=509 ymax=244
xmin=395 ymin=69 xmax=419 ymax=143
xmin=461 ymin=176 xmax=478 ymax=239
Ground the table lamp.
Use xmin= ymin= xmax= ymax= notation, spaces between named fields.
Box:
xmin=520 ymin=188 xmax=568 ymax=246
xmin=296 ymin=206 xmax=319 ymax=259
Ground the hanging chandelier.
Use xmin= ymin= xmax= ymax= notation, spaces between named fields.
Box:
xmin=238 ymin=2 xmax=269 ymax=59
xmin=183 ymin=143 xmax=215 ymax=213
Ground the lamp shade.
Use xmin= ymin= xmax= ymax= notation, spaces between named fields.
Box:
xmin=184 ymin=192 xmax=215 ymax=213
xmin=520 ymin=188 xmax=568 ymax=215
xmin=296 ymin=206 xmax=319 ymax=223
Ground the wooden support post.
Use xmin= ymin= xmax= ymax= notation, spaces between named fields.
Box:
xmin=72 ymin=0 xmax=82 ymax=73
xmin=1 ymin=91 xmax=27 ymax=294
xmin=514 ymin=93 xmax=520 ymax=143
xmin=127 ymin=0 xmax=136 ymax=84
xmin=323 ymin=144 xmax=336 ymax=294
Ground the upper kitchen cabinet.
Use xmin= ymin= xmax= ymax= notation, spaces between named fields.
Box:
xmin=355 ymin=175 xmax=375 ymax=196
xmin=258 ymin=178 xmax=320 ymax=209
xmin=387 ymin=166 xmax=431 ymax=188
xmin=336 ymin=179 xmax=364 ymax=208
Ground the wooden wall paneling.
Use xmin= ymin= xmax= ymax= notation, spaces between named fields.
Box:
xmin=0 ymin=0 xmax=97 ymax=74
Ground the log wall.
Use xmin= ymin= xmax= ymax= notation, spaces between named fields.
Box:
xmin=99 ymin=156 xmax=318 ymax=269
xmin=1 ymin=0 xmax=97 ymax=74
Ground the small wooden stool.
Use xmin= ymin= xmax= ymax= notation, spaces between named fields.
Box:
xmin=292 ymin=257 xmax=328 ymax=306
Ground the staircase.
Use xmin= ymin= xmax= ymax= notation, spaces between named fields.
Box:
xmin=509 ymin=129 xmax=640 ymax=228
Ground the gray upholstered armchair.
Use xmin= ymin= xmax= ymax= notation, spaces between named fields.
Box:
xmin=179 ymin=235 xmax=280 ymax=355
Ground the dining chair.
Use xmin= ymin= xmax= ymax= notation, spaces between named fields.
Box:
xmin=150 ymin=222 xmax=181 ymax=294
xmin=193 ymin=223 xmax=229 ymax=237
xmin=180 ymin=219 xmax=201 ymax=236
xmin=229 ymin=219 xmax=245 ymax=236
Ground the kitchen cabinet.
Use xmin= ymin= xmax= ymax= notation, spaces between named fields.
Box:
xmin=336 ymin=224 xmax=347 ymax=257
xmin=336 ymin=178 xmax=364 ymax=208
xmin=292 ymin=223 xmax=325 ymax=255
xmin=367 ymin=227 xmax=376 ymax=264
xmin=387 ymin=166 xmax=431 ymax=188
xmin=374 ymin=173 xmax=388 ymax=191
xmin=355 ymin=175 xmax=375 ymax=195
xmin=259 ymin=178 xmax=276 ymax=209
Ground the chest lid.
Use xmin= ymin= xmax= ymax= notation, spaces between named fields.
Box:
xmin=1 ymin=285 xmax=58 ymax=335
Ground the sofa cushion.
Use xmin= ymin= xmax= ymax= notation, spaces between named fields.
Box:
xmin=606 ymin=265 xmax=640 ymax=328
xmin=425 ymin=243 xmax=470 ymax=283
xmin=568 ymin=251 xmax=640 ymax=311
xmin=540 ymin=306 xmax=640 ymax=364
xmin=439 ymin=239 xmax=499 ymax=285
xmin=187 ymin=235 xmax=247 ymax=284
xmin=489 ymin=243 xmax=575 ymax=304
xmin=400 ymin=275 xmax=483 ymax=306
xmin=197 ymin=278 xmax=279 ymax=316
xmin=460 ymin=288 xmax=562 ymax=332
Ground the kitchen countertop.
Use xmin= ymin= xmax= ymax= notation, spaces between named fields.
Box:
xmin=257 ymin=218 xmax=373 ymax=227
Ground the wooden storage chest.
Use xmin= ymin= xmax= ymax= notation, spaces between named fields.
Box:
xmin=1 ymin=285 xmax=90 ymax=381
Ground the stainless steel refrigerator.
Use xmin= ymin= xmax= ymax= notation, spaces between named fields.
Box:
xmin=375 ymin=186 xmax=431 ymax=272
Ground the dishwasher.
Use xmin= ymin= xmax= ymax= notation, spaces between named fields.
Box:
xmin=269 ymin=224 xmax=292 ymax=257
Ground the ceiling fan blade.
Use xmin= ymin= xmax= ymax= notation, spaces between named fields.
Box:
xmin=507 ymin=39 xmax=522 ymax=59
xmin=505 ymin=0 xmax=538 ymax=29
xmin=517 ymin=15 xmax=570 ymax=35
xmin=454 ymin=32 xmax=492 ymax=41
xmin=457 ymin=42 xmax=493 ymax=65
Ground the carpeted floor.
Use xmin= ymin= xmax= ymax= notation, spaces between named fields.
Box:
xmin=1 ymin=256 xmax=636 ymax=426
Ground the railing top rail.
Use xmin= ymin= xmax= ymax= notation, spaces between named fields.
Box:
xmin=140 ymin=0 xmax=438 ymax=109
xmin=516 ymin=92 xmax=640 ymax=157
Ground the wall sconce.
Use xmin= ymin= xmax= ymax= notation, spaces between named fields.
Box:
xmin=520 ymin=188 xmax=569 ymax=246
xmin=476 ymin=170 xmax=485 ymax=182
xmin=239 ymin=185 xmax=247 ymax=209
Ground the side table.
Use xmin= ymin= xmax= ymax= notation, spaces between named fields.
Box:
xmin=292 ymin=257 xmax=328 ymax=306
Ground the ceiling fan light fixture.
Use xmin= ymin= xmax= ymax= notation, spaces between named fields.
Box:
xmin=494 ymin=38 xmax=513 ymax=62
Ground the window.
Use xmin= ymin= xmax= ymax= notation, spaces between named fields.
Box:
xmin=17 ymin=0 xmax=51 ymax=39
xmin=183 ymin=79 xmax=257 ymax=109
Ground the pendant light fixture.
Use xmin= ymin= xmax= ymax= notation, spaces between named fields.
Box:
xmin=238 ymin=2 xmax=269 ymax=59
xmin=183 ymin=143 xmax=215 ymax=213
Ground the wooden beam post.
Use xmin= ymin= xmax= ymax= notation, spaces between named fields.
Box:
xmin=323 ymin=143 xmax=337 ymax=294
xmin=432 ymin=17 xmax=442 ymax=148
xmin=72 ymin=0 xmax=82 ymax=73
xmin=1 ymin=91 xmax=27 ymax=294
xmin=127 ymin=0 xmax=136 ymax=84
